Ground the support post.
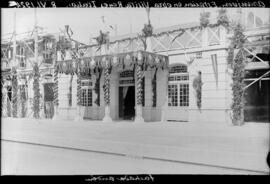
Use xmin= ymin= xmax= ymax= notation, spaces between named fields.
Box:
xmin=134 ymin=63 xmax=145 ymax=123
xmin=102 ymin=63 xmax=112 ymax=123
xmin=161 ymin=69 xmax=169 ymax=122
xmin=74 ymin=73 xmax=84 ymax=121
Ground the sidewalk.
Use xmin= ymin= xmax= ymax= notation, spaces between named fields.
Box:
xmin=1 ymin=118 xmax=269 ymax=173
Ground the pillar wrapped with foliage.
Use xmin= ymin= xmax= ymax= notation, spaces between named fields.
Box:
xmin=103 ymin=64 xmax=111 ymax=105
xmin=1 ymin=85 xmax=7 ymax=117
xmin=20 ymin=83 xmax=27 ymax=117
xmin=152 ymin=68 xmax=158 ymax=107
xmin=136 ymin=64 xmax=143 ymax=105
xmin=94 ymin=68 xmax=102 ymax=106
xmin=77 ymin=73 xmax=81 ymax=106
xmin=33 ymin=63 xmax=41 ymax=119
xmin=11 ymin=67 xmax=18 ymax=117
xmin=229 ymin=23 xmax=246 ymax=125
xmin=53 ymin=63 xmax=59 ymax=106
xmin=193 ymin=71 xmax=202 ymax=111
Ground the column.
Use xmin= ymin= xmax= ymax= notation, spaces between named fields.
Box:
xmin=134 ymin=63 xmax=145 ymax=123
xmin=53 ymin=66 xmax=60 ymax=120
xmin=102 ymin=62 xmax=113 ymax=123
xmin=161 ymin=69 xmax=169 ymax=122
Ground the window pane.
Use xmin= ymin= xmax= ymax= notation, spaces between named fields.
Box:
xmin=168 ymin=84 xmax=178 ymax=107
xmin=179 ymin=84 xmax=189 ymax=106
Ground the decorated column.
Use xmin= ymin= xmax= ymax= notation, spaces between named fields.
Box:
xmin=134 ymin=52 xmax=145 ymax=123
xmin=53 ymin=63 xmax=60 ymax=120
xmin=102 ymin=58 xmax=113 ymax=123
xmin=11 ymin=67 xmax=18 ymax=118
xmin=1 ymin=82 xmax=7 ymax=118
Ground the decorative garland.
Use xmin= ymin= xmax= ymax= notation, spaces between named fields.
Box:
xmin=103 ymin=65 xmax=111 ymax=105
xmin=20 ymin=83 xmax=27 ymax=117
xmin=142 ymin=76 xmax=145 ymax=107
xmin=216 ymin=9 xmax=230 ymax=28
xmin=7 ymin=86 xmax=11 ymax=117
xmin=192 ymin=72 xmax=202 ymax=110
xmin=53 ymin=63 xmax=59 ymax=106
xmin=68 ymin=74 xmax=73 ymax=106
xmin=1 ymin=85 xmax=7 ymax=117
xmin=199 ymin=12 xmax=211 ymax=28
xmin=142 ymin=23 xmax=153 ymax=37
xmin=11 ymin=67 xmax=18 ymax=117
xmin=33 ymin=63 xmax=41 ymax=119
xmin=77 ymin=73 xmax=81 ymax=106
xmin=136 ymin=64 xmax=143 ymax=105
xmin=94 ymin=68 xmax=102 ymax=106
xmin=229 ymin=23 xmax=246 ymax=126
xmin=152 ymin=68 xmax=158 ymax=107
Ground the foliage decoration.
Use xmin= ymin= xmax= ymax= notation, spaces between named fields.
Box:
xmin=152 ymin=68 xmax=158 ymax=107
xmin=142 ymin=23 xmax=153 ymax=37
xmin=200 ymin=12 xmax=211 ymax=28
xmin=192 ymin=71 xmax=202 ymax=110
xmin=136 ymin=64 xmax=143 ymax=105
xmin=94 ymin=68 xmax=102 ymax=106
xmin=20 ymin=82 xmax=27 ymax=117
xmin=33 ymin=63 xmax=41 ymax=119
xmin=54 ymin=63 xmax=59 ymax=106
xmin=11 ymin=67 xmax=18 ymax=117
xmin=229 ymin=23 xmax=246 ymax=126
xmin=216 ymin=8 xmax=230 ymax=28
xmin=103 ymin=65 xmax=111 ymax=105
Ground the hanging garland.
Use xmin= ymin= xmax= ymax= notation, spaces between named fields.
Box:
xmin=33 ymin=63 xmax=41 ymax=119
xmin=68 ymin=74 xmax=74 ymax=106
xmin=7 ymin=85 xmax=11 ymax=117
xmin=103 ymin=59 xmax=112 ymax=105
xmin=20 ymin=81 xmax=27 ymax=118
xmin=77 ymin=73 xmax=81 ymax=106
xmin=230 ymin=23 xmax=246 ymax=126
xmin=136 ymin=64 xmax=143 ymax=105
xmin=11 ymin=67 xmax=18 ymax=117
xmin=152 ymin=68 xmax=158 ymax=107
xmin=94 ymin=68 xmax=102 ymax=106
xmin=192 ymin=71 xmax=202 ymax=110
xmin=1 ymin=85 xmax=7 ymax=117
xmin=54 ymin=63 xmax=59 ymax=106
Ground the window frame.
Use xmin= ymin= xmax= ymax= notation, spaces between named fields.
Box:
xmin=168 ymin=65 xmax=189 ymax=107
xmin=80 ymin=79 xmax=94 ymax=107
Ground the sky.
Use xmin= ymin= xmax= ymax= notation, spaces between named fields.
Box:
xmin=2 ymin=8 xmax=270 ymax=44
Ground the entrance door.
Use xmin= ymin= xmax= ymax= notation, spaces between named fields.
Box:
xmin=119 ymin=86 xmax=135 ymax=120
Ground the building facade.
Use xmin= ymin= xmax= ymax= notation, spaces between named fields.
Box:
xmin=2 ymin=9 xmax=269 ymax=123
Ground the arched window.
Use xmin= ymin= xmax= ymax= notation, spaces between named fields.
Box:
xmin=168 ymin=64 xmax=189 ymax=107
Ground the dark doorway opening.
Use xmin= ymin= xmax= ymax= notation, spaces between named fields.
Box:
xmin=119 ymin=86 xmax=135 ymax=120
xmin=244 ymin=69 xmax=269 ymax=123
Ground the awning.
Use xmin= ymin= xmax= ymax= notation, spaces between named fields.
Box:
xmin=56 ymin=50 xmax=169 ymax=75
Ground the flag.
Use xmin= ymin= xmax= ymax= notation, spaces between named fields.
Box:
xmin=65 ymin=25 xmax=73 ymax=38
xmin=211 ymin=54 xmax=218 ymax=88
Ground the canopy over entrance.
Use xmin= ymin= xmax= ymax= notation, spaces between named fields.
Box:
xmin=56 ymin=50 xmax=169 ymax=75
